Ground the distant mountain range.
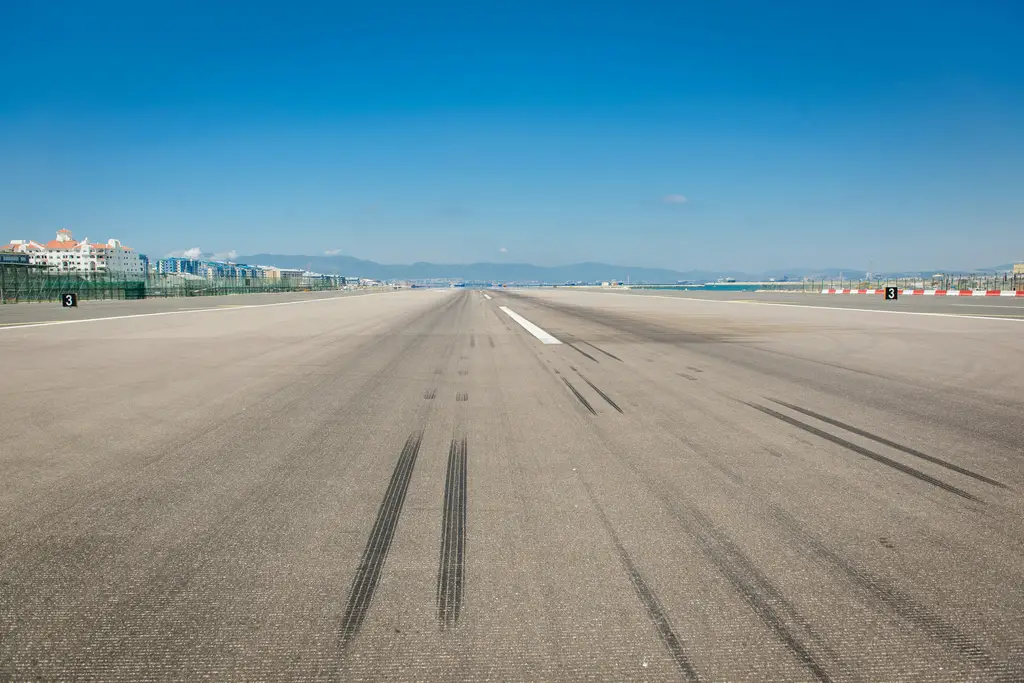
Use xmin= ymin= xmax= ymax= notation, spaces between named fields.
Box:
xmin=236 ymin=254 xmax=1020 ymax=283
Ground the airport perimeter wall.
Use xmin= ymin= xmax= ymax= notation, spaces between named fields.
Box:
xmin=0 ymin=267 xmax=349 ymax=304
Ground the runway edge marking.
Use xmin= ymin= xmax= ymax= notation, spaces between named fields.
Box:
xmin=0 ymin=290 xmax=397 ymax=332
xmin=593 ymin=292 xmax=1024 ymax=323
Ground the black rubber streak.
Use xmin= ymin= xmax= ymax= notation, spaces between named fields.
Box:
xmin=456 ymin=392 xmax=468 ymax=402
xmin=424 ymin=388 xmax=436 ymax=400
xmin=572 ymin=369 xmax=624 ymax=414
xmin=768 ymin=398 xmax=1007 ymax=489
xmin=565 ymin=341 xmax=599 ymax=363
xmin=561 ymin=377 xmax=597 ymax=415
xmin=681 ymin=505 xmax=838 ymax=682
xmin=437 ymin=437 xmax=468 ymax=629
xmin=582 ymin=340 xmax=623 ymax=362
xmin=470 ymin=334 xmax=476 ymax=348
xmin=747 ymin=403 xmax=979 ymax=502
xmin=340 ymin=431 xmax=424 ymax=646
xmin=764 ymin=505 xmax=1001 ymax=674
xmin=604 ymin=446 xmax=840 ymax=682
xmin=677 ymin=372 xmax=699 ymax=381
xmin=580 ymin=480 xmax=700 ymax=682
xmin=488 ymin=335 xmax=495 ymax=348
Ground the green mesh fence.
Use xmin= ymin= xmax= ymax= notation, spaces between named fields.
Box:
xmin=0 ymin=267 xmax=347 ymax=303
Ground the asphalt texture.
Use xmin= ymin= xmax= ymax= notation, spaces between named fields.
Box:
xmin=579 ymin=287 xmax=1024 ymax=318
xmin=0 ymin=288 xmax=392 ymax=327
xmin=1 ymin=288 xmax=1022 ymax=682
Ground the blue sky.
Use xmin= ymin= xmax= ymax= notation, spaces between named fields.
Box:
xmin=2 ymin=0 xmax=1022 ymax=271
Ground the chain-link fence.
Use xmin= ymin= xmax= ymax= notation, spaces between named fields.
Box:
xmin=758 ymin=273 xmax=1024 ymax=292
xmin=0 ymin=267 xmax=349 ymax=303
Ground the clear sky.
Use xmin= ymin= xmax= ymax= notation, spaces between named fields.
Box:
xmin=2 ymin=1 xmax=1022 ymax=271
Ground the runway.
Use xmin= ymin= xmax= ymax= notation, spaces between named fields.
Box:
xmin=580 ymin=287 xmax=1024 ymax=318
xmin=0 ymin=289 xmax=390 ymax=327
xmin=1 ymin=288 xmax=1022 ymax=681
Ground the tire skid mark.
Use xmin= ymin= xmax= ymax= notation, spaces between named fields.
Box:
xmin=765 ymin=506 xmax=1003 ymax=675
xmin=582 ymin=340 xmax=623 ymax=362
xmin=677 ymin=372 xmax=699 ymax=381
xmin=561 ymin=377 xmax=597 ymax=415
xmin=579 ymin=479 xmax=701 ymax=681
xmin=340 ymin=431 xmax=424 ymax=647
xmin=593 ymin=442 xmax=841 ymax=681
xmin=746 ymin=402 xmax=980 ymax=502
xmin=647 ymin=473 xmax=839 ymax=680
xmin=2 ymin=293 xmax=463 ymax=656
xmin=571 ymin=368 xmax=624 ymax=414
xmin=437 ymin=437 xmax=468 ymax=629
xmin=470 ymin=334 xmax=476 ymax=348
xmin=424 ymin=388 xmax=436 ymax=400
xmin=767 ymin=398 xmax=1007 ymax=489
xmin=488 ymin=335 xmax=495 ymax=348
xmin=565 ymin=340 xmax=599 ymax=363
xmin=1 ymin=292 xmax=456 ymax=560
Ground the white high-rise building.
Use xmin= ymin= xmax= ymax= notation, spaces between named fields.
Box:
xmin=3 ymin=230 xmax=144 ymax=276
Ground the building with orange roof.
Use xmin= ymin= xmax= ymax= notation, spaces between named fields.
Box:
xmin=4 ymin=230 xmax=145 ymax=277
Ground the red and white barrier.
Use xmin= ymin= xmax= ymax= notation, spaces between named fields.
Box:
xmin=820 ymin=289 xmax=1024 ymax=297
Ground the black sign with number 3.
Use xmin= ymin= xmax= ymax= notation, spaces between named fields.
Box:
xmin=884 ymin=286 xmax=898 ymax=301
xmin=62 ymin=293 xmax=78 ymax=308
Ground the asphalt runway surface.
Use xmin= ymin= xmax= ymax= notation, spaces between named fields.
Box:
xmin=579 ymin=287 xmax=1024 ymax=317
xmin=0 ymin=288 xmax=391 ymax=327
xmin=1 ymin=288 xmax=1022 ymax=681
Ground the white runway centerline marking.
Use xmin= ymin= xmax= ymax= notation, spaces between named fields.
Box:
xmin=499 ymin=306 xmax=562 ymax=344
xmin=483 ymin=294 xmax=492 ymax=300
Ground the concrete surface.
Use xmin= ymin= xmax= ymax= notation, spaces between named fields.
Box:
xmin=1 ymin=288 xmax=1022 ymax=681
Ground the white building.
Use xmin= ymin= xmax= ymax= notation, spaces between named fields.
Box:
xmin=3 ymin=230 xmax=144 ymax=276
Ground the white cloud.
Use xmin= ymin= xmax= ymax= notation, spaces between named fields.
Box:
xmin=499 ymin=247 xmax=508 ymax=253
xmin=324 ymin=248 xmax=342 ymax=256
xmin=166 ymin=247 xmax=203 ymax=259
xmin=662 ymin=194 xmax=688 ymax=204
xmin=211 ymin=249 xmax=238 ymax=261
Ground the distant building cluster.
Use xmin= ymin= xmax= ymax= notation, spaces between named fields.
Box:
xmin=157 ymin=257 xmax=281 ymax=280
xmin=155 ymin=257 xmax=347 ymax=284
xmin=0 ymin=231 xmax=361 ymax=285
xmin=2 ymin=230 xmax=145 ymax=276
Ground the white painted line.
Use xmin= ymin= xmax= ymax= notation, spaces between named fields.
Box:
xmin=592 ymin=292 xmax=1024 ymax=323
xmin=0 ymin=291 xmax=396 ymax=332
xmin=499 ymin=306 xmax=562 ymax=344
xmin=483 ymin=294 xmax=492 ymax=300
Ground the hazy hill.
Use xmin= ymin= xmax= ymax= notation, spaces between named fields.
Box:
xmin=238 ymin=253 xmax=866 ymax=282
